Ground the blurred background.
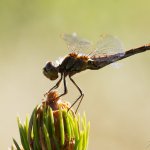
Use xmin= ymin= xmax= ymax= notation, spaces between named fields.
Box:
xmin=1 ymin=0 xmax=150 ymax=150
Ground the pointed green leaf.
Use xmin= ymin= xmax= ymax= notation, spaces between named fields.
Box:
xmin=43 ymin=124 xmax=52 ymax=150
xmin=59 ymin=107 xmax=65 ymax=146
xmin=63 ymin=110 xmax=71 ymax=141
xmin=78 ymin=131 xmax=83 ymax=150
xmin=17 ymin=117 xmax=30 ymax=150
xmin=13 ymin=138 xmax=21 ymax=150
xmin=33 ymin=109 xmax=41 ymax=150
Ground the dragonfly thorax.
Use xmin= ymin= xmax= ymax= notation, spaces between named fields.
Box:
xmin=57 ymin=53 xmax=89 ymax=76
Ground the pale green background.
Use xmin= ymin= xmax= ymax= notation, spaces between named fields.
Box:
xmin=1 ymin=0 xmax=150 ymax=150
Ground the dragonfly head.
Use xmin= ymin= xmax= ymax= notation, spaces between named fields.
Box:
xmin=43 ymin=62 xmax=59 ymax=80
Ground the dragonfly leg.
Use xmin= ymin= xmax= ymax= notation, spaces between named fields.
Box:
xmin=49 ymin=73 xmax=63 ymax=92
xmin=74 ymin=93 xmax=84 ymax=114
xmin=44 ymin=74 xmax=63 ymax=96
xmin=68 ymin=75 xmax=84 ymax=113
xmin=56 ymin=74 xmax=68 ymax=98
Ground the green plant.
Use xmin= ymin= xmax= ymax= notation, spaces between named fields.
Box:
xmin=11 ymin=91 xmax=90 ymax=150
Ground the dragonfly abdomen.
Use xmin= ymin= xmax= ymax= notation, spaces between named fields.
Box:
xmin=87 ymin=53 xmax=125 ymax=70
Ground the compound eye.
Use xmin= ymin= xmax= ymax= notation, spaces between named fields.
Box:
xmin=45 ymin=62 xmax=52 ymax=71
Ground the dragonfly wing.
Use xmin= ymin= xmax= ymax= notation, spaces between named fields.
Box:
xmin=95 ymin=34 xmax=125 ymax=55
xmin=90 ymin=34 xmax=125 ymax=69
xmin=61 ymin=33 xmax=92 ymax=51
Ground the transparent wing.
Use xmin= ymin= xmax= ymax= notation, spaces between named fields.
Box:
xmin=90 ymin=34 xmax=125 ymax=69
xmin=61 ymin=33 xmax=92 ymax=51
xmin=94 ymin=34 xmax=125 ymax=55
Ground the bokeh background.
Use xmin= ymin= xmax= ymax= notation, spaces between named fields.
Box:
xmin=1 ymin=0 xmax=150 ymax=150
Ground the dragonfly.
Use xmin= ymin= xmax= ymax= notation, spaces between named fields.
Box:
xmin=43 ymin=33 xmax=150 ymax=113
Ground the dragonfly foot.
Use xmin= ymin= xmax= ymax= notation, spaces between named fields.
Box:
xmin=44 ymin=92 xmax=48 ymax=97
